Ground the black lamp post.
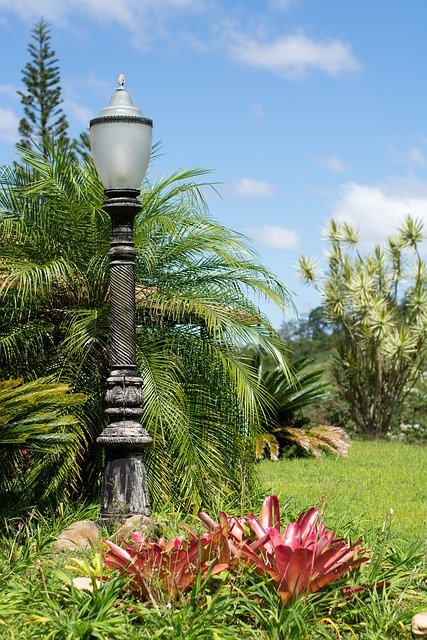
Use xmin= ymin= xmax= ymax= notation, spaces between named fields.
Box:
xmin=90 ymin=76 xmax=153 ymax=524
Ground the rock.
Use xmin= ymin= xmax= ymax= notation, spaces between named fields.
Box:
xmin=72 ymin=577 xmax=101 ymax=592
xmin=53 ymin=520 xmax=101 ymax=551
xmin=412 ymin=613 xmax=427 ymax=637
xmin=114 ymin=515 xmax=156 ymax=539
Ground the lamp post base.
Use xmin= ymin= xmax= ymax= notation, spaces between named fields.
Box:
xmin=98 ymin=445 xmax=151 ymax=525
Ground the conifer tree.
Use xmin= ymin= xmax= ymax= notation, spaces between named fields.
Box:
xmin=18 ymin=18 xmax=69 ymax=154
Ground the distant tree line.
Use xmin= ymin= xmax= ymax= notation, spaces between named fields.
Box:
xmin=279 ymin=306 xmax=338 ymax=362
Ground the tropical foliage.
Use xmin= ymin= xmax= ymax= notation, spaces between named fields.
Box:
xmin=199 ymin=495 xmax=370 ymax=604
xmin=0 ymin=376 xmax=86 ymax=513
xmin=298 ymin=217 xmax=427 ymax=435
xmin=2 ymin=456 xmax=426 ymax=639
xmin=248 ymin=353 xmax=350 ymax=460
xmin=0 ymin=140 xmax=294 ymax=513
xmin=103 ymin=495 xmax=370 ymax=606
xmin=279 ymin=305 xmax=338 ymax=362
xmin=103 ymin=527 xmax=229 ymax=603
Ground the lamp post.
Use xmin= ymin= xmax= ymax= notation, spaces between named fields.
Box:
xmin=90 ymin=75 xmax=153 ymax=524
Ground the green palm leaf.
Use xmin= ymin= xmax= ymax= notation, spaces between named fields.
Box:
xmin=0 ymin=377 xmax=87 ymax=513
xmin=249 ymin=353 xmax=349 ymax=460
xmin=0 ymin=140 xmax=295 ymax=513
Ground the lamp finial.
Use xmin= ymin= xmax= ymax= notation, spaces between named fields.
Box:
xmin=118 ymin=74 xmax=125 ymax=88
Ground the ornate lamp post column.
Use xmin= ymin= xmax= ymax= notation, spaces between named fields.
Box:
xmin=90 ymin=76 xmax=153 ymax=524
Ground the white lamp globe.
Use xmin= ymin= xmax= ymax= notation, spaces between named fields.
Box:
xmin=90 ymin=76 xmax=153 ymax=190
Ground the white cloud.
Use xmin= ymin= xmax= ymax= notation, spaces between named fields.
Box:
xmin=0 ymin=0 xmax=67 ymax=22
xmin=268 ymin=0 xmax=299 ymax=9
xmin=408 ymin=147 xmax=426 ymax=166
xmin=251 ymin=101 xmax=265 ymax=119
xmin=64 ymin=99 xmax=93 ymax=127
xmin=389 ymin=145 xmax=426 ymax=167
xmin=0 ymin=0 xmax=360 ymax=76
xmin=314 ymin=154 xmax=347 ymax=173
xmin=0 ymin=83 xmax=18 ymax=98
xmin=181 ymin=31 xmax=210 ymax=51
xmin=0 ymin=0 xmax=206 ymax=40
xmin=246 ymin=225 xmax=300 ymax=250
xmin=332 ymin=179 xmax=427 ymax=244
xmin=228 ymin=32 xmax=361 ymax=78
xmin=0 ymin=106 xmax=19 ymax=142
xmin=235 ymin=178 xmax=277 ymax=197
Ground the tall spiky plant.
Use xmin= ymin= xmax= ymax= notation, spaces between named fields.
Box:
xmin=0 ymin=141 xmax=295 ymax=512
xmin=298 ymin=217 xmax=427 ymax=436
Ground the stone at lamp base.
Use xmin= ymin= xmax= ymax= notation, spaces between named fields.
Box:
xmin=412 ymin=613 xmax=427 ymax=637
xmin=114 ymin=514 xmax=156 ymax=538
xmin=53 ymin=520 xmax=100 ymax=551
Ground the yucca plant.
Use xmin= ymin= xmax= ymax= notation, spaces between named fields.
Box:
xmin=298 ymin=217 xmax=427 ymax=436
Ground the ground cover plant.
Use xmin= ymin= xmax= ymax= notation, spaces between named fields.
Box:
xmin=1 ymin=455 xmax=426 ymax=640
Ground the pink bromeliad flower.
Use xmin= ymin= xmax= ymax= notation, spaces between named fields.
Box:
xmin=103 ymin=528 xmax=229 ymax=601
xmin=199 ymin=495 xmax=370 ymax=604
xmin=102 ymin=495 xmax=370 ymax=605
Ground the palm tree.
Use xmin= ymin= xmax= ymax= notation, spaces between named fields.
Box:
xmin=0 ymin=141 xmax=295 ymax=512
xmin=249 ymin=354 xmax=350 ymax=461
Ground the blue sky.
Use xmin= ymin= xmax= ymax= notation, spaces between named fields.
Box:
xmin=1 ymin=0 xmax=426 ymax=329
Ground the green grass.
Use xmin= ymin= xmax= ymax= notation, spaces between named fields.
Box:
xmin=1 ymin=441 xmax=427 ymax=639
xmin=258 ymin=439 xmax=427 ymax=546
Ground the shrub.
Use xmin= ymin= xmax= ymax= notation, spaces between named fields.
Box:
xmin=298 ymin=217 xmax=427 ymax=436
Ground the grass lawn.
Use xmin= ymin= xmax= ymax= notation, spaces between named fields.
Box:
xmin=1 ymin=440 xmax=427 ymax=638
xmin=258 ymin=439 xmax=427 ymax=546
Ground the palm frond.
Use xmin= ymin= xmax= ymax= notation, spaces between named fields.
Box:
xmin=0 ymin=140 xmax=296 ymax=512
xmin=283 ymin=425 xmax=350 ymax=459
xmin=0 ymin=376 xmax=87 ymax=511
xmin=255 ymin=432 xmax=279 ymax=461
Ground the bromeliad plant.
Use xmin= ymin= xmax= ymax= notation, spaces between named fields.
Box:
xmin=200 ymin=495 xmax=370 ymax=604
xmin=103 ymin=527 xmax=230 ymax=602
xmin=102 ymin=495 xmax=370 ymax=605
